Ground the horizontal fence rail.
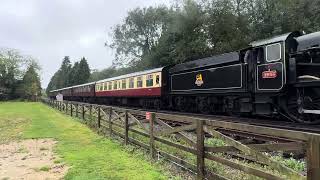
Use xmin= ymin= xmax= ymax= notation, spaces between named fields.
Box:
xmin=43 ymin=99 xmax=320 ymax=180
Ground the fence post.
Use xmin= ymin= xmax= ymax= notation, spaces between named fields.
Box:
xmin=70 ymin=103 xmax=73 ymax=116
xmin=65 ymin=102 xmax=68 ymax=114
xmin=76 ymin=104 xmax=78 ymax=117
xmin=149 ymin=112 xmax=156 ymax=159
xmin=97 ymin=106 xmax=101 ymax=128
xmin=82 ymin=105 xmax=85 ymax=120
xmin=124 ymin=110 xmax=129 ymax=145
xmin=89 ymin=105 xmax=92 ymax=120
xmin=196 ymin=120 xmax=205 ymax=180
xmin=109 ymin=107 xmax=112 ymax=136
xmin=307 ymin=137 xmax=320 ymax=180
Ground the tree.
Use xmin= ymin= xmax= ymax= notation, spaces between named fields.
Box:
xmin=59 ymin=56 xmax=72 ymax=87
xmin=108 ymin=6 xmax=171 ymax=66
xmin=0 ymin=48 xmax=37 ymax=100
xmin=47 ymin=56 xmax=91 ymax=93
xmin=78 ymin=57 xmax=90 ymax=84
xmin=69 ymin=62 xmax=80 ymax=85
xmin=20 ymin=65 xmax=41 ymax=101
xmin=46 ymin=56 xmax=72 ymax=93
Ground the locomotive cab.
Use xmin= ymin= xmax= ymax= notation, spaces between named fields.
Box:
xmin=247 ymin=31 xmax=320 ymax=124
xmin=249 ymin=32 xmax=301 ymax=93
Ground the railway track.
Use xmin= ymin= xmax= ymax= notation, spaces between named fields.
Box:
xmin=69 ymin=100 xmax=320 ymax=134
xmin=109 ymin=105 xmax=320 ymax=134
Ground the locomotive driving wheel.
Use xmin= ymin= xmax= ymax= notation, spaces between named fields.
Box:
xmin=197 ymin=97 xmax=209 ymax=114
xmin=284 ymin=87 xmax=320 ymax=124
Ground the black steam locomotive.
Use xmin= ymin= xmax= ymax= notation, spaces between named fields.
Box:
xmin=50 ymin=31 xmax=320 ymax=124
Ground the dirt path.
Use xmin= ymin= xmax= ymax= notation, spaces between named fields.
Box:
xmin=0 ymin=139 xmax=68 ymax=180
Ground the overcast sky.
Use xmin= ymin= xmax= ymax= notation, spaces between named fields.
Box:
xmin=0 ymin=0 xmax=170 ymax=88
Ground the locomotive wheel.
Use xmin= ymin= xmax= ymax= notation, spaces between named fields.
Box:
xmin=197 ymin=97 xmax=211 ymax=114
xmin=175 ymin=97 xmax=188 ymax=112
xmin=285 ymin=88 xmax=320 ymax=124
xmin=154 ymin=99 xmax=161 ymax=110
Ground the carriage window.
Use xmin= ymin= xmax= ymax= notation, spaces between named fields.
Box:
xmin=113 ymin=81 xmax=117 ymax=90
xmin=121 ymin=79 xmax=126 ymax=89
xmin=108 ymin=82 xmax=112 ymax=90
xmin=137 ymin=76 xmax=143 ymax=88
xmin=129 ymin=78 xmax=134 ymax=88
xmin=155 ymin=75 xmax=160 ymax=85
xmin=104 ymin=83 xmax=108 ymax=91
xmin=266 ymin=43 xmax=281 ymax=62
xmin=100 ymin=84 xmax=103 ymax=91
xmin=146 ymin=74 xmax=153 ymax=87
xmin=96 ymin=84 xmax=100 ymax=92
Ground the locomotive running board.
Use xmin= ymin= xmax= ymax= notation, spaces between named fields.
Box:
xmin=301 ymin=109 xmax=320 ymax=115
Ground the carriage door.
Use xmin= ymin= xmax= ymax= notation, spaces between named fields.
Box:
xmin=256 ymin=43 xmax=284 ymax=92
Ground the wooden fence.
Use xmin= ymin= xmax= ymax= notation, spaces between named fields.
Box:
xmin=43 ymin=99 xmax=320 ymax=180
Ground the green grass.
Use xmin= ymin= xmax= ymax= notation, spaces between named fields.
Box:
xmin=39 ymin=166 xmax=51 ymax=172
xmin=0 ymin=102 xmax=168 ymax=180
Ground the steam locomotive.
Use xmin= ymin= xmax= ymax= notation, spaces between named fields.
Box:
xmin=49 ymin=31 xmax=320 ymax=124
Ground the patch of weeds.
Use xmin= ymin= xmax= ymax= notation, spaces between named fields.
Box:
xmin=39 ymin=147 xmax=49 ymax=151
xmin=39 ymin=166 xmax=51 ymax=172
xmin=54 ymin=159 xmax=63 ymax=164
xmin=17 ymin=147 xmax=29 ymax=153
xmin=205 ymin=138 xmax=225 ymax=147
xmin=272 ymin=155 xmax=305 ymax=172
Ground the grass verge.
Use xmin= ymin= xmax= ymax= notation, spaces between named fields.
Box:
xmin=0 ymin=102 xmax=170 ymax=180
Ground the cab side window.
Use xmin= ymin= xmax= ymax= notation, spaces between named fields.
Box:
xmin=266 ymin=43 xmax=281 ymax=62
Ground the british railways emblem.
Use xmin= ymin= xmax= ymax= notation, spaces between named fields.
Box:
xmin=195 ymin=74 xmax=204 ymax=86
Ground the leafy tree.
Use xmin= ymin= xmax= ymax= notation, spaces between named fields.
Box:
xmin=78 ymin=57 xmax=90 ymax=84
xmin=0 ymin=49 xmax=34 ymax=99
xmin=19 ymin=65 xmax=41 ymax=101
xmin=47 ymin=56 xmax=91 ymax=93
xmin=108 ymin=6 xmax=171 ymax=66
xmin=69 ymin=62 xmax=80 ymax=85
xmin=46 ymin=56 xmax=72 ymax=93
xmin=59 ymin=56 xmax=72 ymax=87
